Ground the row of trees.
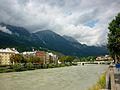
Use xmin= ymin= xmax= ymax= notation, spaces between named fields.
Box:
xmin=10 ymin=54 xmax=76 ymax=65
xmin=10 ymin=54 xmax=43 ymax=64
xmin=7 ymin=54 xmax=76 ymax=72
xmin=107 ymin=13 xmax=120 ymax=63
xmin=79 ymin=56 xmax=96 ymax=62
xmin=59 ymin=56 xmax=96 ymax=63
xmin=59 ymin=56 xmax=75 ymax=64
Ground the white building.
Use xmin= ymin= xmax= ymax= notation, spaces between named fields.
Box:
xmin=0 ymin=48 xmax=19 ymax=65
xmin=22 ymin=51 xmax=36 ymax=56
xmin=96 ymin=55 xmax=112 ymax=61
xmin=48 ymin=52 xmax=58 ymax=64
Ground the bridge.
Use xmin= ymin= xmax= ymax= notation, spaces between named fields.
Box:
xmin=77 ymin=61 xmax=114 ymax=65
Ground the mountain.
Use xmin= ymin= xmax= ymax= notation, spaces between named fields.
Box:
xmin=63 ymin=35 xmax=87 ymax=49
xmin=0 ymin=23 xmax=45 ymax=51
xmin=0 ymin=23 xmax=30 ymax=37
xmin=63 ymin=35 xmax=108 ymax=55
xmin=0 ymin=23 xmax=108 ymax=56
xmin=32 ymin=30 xmax=108 ymax=56
xmin=63 ymin=35 xmax=79 ymax=43
xmin=33 ymin=30 xmax=83 ymax=55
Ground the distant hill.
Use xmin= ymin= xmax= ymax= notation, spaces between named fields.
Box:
xmin=0 ymin=23 xmax=45 ymax=51
xmin=0 ymin=23 xmax=108 ymax=56
xmin=33 ymin=30 xmax=83 ymax=56
xmin=63 ymin=35 xmax=79 ymax=43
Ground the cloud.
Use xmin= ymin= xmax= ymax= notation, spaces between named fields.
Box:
xmin=0 ymin=25 xmax=12 ymax=34
xmin=0 ymin=0 xmax=120 ymax=46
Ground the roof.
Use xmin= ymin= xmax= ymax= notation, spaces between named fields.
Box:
xmin=0 ymin=48 xmax=19 ymax=54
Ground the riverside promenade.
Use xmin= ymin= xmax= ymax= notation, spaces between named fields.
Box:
xmin=107 ymin=67 xmax=120 ymax=90
xmin=114 ymin=68 xmax=120 ymax=90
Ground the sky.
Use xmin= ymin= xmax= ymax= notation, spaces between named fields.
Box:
xmin=0 ymin=0 xmax=120 ymax=46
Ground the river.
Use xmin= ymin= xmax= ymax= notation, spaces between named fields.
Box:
xmin=0 ymin=64 xmax=108 ymax=90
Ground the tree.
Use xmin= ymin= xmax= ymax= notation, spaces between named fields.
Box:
xmin=59 ymin=56 xmax=66 ymax=64
xmin=10 ymin=54 xmax=24 ymax=64
xmin=32 ymin=56 xmax=43 ymax=64
xmin=65 ymin=56 xmax=75 ymax=63
xmin=59 ymin=56 xmax=75 ymax=64
xmin=23 ymin=56 xmax=43 ymax=64
xmin=107 ymin=13 xmax=120 ymax=63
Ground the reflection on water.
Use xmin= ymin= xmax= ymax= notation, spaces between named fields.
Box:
xmin=0 ymin=64 xmax=108 ymax=90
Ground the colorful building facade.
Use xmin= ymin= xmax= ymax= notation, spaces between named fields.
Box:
xmin=0 ymin=48 xmax=19 ymax=65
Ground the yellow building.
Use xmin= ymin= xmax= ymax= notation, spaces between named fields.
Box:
xmin=0 ymin=48 xmax=19 ymax=65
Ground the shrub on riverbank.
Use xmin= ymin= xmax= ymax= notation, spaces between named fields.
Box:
xmin=0 ymin=68 xmax=14 ymax=73
xmin=25 ymin=63 xmax=35 ymax=70
xmin=89 ymin=73 xmax=106 ymax=90
xmin=0 ymin=65 xmax=15 ymax=73
xmin=11 ymin=63 xmax=27 ymax=71
xmin=48 ymin=64 xmax=55 ymax=68
xmin=0 ymin=63 xmax=77 ymax=73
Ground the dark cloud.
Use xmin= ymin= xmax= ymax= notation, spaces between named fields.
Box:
xmin=0 ymin=0 xmax=120 ymax=46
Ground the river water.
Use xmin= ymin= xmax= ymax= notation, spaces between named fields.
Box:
xmin=0 ymin=65 xmax=108 ymax=90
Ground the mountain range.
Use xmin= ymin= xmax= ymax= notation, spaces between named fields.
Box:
xmin=0 ymin=23 xmax=108 ymax=56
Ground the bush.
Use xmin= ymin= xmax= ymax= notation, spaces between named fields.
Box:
xmin=89 ymin=73 xmax=106 ymax=90
xmin=0 ymin=68 xmax=14 ymax=73
xmin=34 ymin=64 xmax=41 ymax=69
xmin=65 ymin=62 xmax=71 ymax=66
xmin=11 ymin=63 xmax=26 ymax=71
xmin=48 ymin=64 xmax=55 ymax=68
xmin=43 ymin=64 xmax=48 ymax=69
xmin=25 ymin=63 xmax=34 ymax=70
xmin=60 ymin=64 xmax=65 ymax=67
xmin=97 ymin=73 xmax=106 ymax=88
xmin=54 ymin=64 xmax=58 ymax=67
xmin=57 ymin=64 xmax=61 ymax=67
xmin=0 ymin=68 xmax=6 ymax=73
xmin=5 ymin=69 xmax=14 ymax=72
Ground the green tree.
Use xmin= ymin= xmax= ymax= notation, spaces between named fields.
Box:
xmin=59 ymin=56 xmax=66 ymax=64
xmin=32 ymin=56 xmax=43 ymax=64
xmin=59 ymin=56 xmax=75 ymax=64
xmin=107 ymin=13 xmax=120 ymax=63
xmin=23 ymin=56 xmax=43 ymax=64
xmin=10 ymin=54 xmax=24 ymax=64
xmin=24 ymin=56 xmax=34 ymax=63
xmin=65 ymin=56 xmax=75 ymax=63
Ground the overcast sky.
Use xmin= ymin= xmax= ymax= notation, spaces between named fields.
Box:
xmin=0 ymin=0 xmax=120 ymax=46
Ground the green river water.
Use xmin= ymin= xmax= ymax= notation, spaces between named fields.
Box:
xmin=0 ymin=64 xmax=108 ymax=90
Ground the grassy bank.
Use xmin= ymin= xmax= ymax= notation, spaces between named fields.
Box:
xmin=0 ymin=63 xmax=77 ymax=73
xmin=89 ymin=72 xmax=106 ymax=90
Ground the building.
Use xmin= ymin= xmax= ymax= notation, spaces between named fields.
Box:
xmin=48 ymin=52 xmax=58 ymax=64
xmin=35 ymin=51 xmax=58 ymax=64
xmin=45 ymin=52 xmax=50 ymax=64
xmin=96 ymin=55 xmax=112 ymax=61
xmin=0 ymin=48 xmax=19 ymax=65
xmin=35 ymin=51 xmax=46 ymax=64
xmin=21 ymin=50 xmax=58 ymax=64
xmin=22 ymin=51 xmax=36 ymax=56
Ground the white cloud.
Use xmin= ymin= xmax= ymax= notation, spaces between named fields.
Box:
xmin=0 ymin=0 xmax=120 ymax=46
xmin=0 ymin=25 xmax=12 ymax=34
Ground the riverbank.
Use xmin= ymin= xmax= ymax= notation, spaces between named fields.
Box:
xmin=89 ymin=72 xmax=106 ymax=90
xmin=0 ymin=63 xmax=77 ymax=73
